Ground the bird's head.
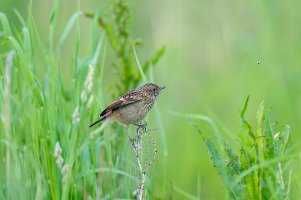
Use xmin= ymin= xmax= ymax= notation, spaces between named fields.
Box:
xmin=140 ymin=83 xmax=165 ymax=97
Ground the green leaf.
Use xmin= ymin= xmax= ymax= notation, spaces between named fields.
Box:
xmin=57 ymin=11 xmax=82 ymax=49
xmin=0 ymin=12 xmax=12 ymax=36
xmin=240 ymin=95 xmax=255 ymax=140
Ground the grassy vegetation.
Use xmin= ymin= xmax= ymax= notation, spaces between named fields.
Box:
xmin=1 ymin=0 xmax=301 ymax=199
xmin=186 ymin=96 xmax=294 ymax=200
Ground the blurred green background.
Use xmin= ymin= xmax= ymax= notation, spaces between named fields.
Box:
xmin=1 ymin=0 xmax=301 ymax=199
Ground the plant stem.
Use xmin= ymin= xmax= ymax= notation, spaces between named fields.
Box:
xmin=125 ymin=126 xmax=146 ymax=199
xmin=135 ymin=147 xmax=145 ymax=200
xmin=3 ymin=51 xmax=15 ymax=198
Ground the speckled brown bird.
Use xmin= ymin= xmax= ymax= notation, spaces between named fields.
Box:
xmin=89 ymin=83 xmax=165 ymax=128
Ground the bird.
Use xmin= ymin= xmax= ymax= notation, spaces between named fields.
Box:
xmin=89 ymin=83 xmax=165 ymax=128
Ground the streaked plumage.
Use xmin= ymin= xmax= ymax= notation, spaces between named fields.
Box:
xmin=89 ymin=83 xmax=164 ymax=127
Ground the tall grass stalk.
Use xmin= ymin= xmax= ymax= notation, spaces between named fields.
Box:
xmin=1 ymin=3 xmax=106 ymax=197
xmin=2 ymin=50 xmax=14 ymax=199
xmin=186 ymin=97 xmax=294 ymax=200
xmin=171 ymin=97 xmax=294 ymax=200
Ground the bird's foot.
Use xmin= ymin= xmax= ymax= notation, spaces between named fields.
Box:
xmin=135 ymin=121 xmax=147 ymax=135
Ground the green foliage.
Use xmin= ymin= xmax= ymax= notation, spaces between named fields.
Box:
xmin=86 ymin=0 xmax=165 ymax=94
xmin=1 ymin=6 xmax=103 ymax=199
xmin=189 ymin=97 xmax=293 ymax=200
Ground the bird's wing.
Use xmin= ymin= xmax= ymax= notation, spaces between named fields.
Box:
xmin=100 ymin=93 xmax=141 ymax=116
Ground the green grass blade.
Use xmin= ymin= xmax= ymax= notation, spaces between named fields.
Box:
xmin=133 ymin=46 xmax=147 ymax=83
xmin=57 ymin=11 xmax=82 ymax=49
xmin=0 ymin=12 xmax=12 ymax=36
xmin=172 ymin=184 xmax=200 ymax=200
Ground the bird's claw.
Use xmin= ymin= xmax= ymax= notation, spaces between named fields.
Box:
xmin=135 ymin=122 xmax=147 ymax=134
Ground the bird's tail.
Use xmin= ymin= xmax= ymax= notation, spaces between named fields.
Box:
xmin=89 ymin=115 xmax=106 ymax=128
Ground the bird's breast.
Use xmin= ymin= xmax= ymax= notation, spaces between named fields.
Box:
xmin=111 ymin=100 xmax=154 ymax=125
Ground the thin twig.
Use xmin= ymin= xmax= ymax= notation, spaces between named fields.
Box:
xmin=125 ymin=123 xmax=159 ymax=200
xmin=125 ymin=125 xmax=145 ymax=200
xmin=144 ymin=133 xmax=157 ymax=173
xmin=136 ymin=152 xmax=145 ymax=200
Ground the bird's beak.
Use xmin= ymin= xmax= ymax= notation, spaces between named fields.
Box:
xmin=160 ymin=86 xmax=166 ymax=90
